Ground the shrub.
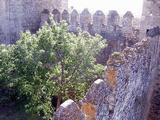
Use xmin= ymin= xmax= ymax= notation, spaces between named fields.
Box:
xmin=0 ymin=20 xmax=106 ymax=119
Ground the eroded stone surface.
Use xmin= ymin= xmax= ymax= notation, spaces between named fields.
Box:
xmin=69 ymin=9 xmax=79 ymax=32
xmin=0 ymin=0 xmax=68 ymax=44
xmin=80 ymin=9 xmax=91 ymax=31
xmin=93 ymin=10 xmax=105 ymax=34
xmin=54 ymin=99 xmax=85 ymax=120
xmin=81 ymin=103 xmax=96 ymax=120
xmin=81 ymin=79 xmax=112 ymax=120
xmin=53 ymin=0 xmax=160 ymax=120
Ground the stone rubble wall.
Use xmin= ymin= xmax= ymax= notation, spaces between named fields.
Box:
xmin=54 ymin=34 xmax=160 ymax=120
xmin=53 ymin=38 xmax=146 ymax=120
xmin=147 ymin=62 xmax=160 ymax=120
xmin=112 ymin=25 xmax=160 ymax=119
xmin=54 ymin=0 xmax=160 ymax=119
xmin=141 ymin=1 xmax=160 ymax=119
xmin=54 ymin=79 xmax=112 ymax=120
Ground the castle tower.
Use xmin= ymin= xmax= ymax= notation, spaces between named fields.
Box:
xmin=0 ymin=0 xmax=68 ymax=44
xmin=141 ymin=0 xmax=160 ymax=37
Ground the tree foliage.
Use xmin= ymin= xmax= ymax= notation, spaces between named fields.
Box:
xmin=0 ymin=20 xmax=106 ymax=119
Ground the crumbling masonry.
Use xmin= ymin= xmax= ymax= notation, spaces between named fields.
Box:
xmin=0 ymin=1 xmax=140 ymax=65
xmin=0 ymin=0 xmax=68 ymax=44
xmin=0 ymin=0 xmax=159 ymax=119
xmin=0 ymin=1 xmax=139 ymax=50
xmin=61 ymin=9 xmax=139 ymax=64
xmin=54 ymin=0 xmax=160 ymax=120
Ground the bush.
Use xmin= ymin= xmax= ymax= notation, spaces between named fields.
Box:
xmin=0 ymin=20 xmax=106 ymax=119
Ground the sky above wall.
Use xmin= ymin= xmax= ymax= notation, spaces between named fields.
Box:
xmin=69 ymin=0 xmax=143 ymax=17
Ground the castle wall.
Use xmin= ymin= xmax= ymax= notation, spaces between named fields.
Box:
xmin=58 ymin=9 xmax=137 ymax=42
xmin=54 ymin=1 xmax=160 ymax=119
xmin=0 ymin=0 xmax=68 ymax=44
xmin=40 ymin=9 xmax=140 ymax=65
xmin=140 ymin=0 xmax=160 ymax=119
xmin=0 ymin=0 xmax=139 ymax=45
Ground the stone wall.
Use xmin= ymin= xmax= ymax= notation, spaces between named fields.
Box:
xmin=40 ymin=8 xmax=140 ymax=64
xmin=42 ymin=8 xmax=138 ymax=40
xmin=54 ymin=31 xmax=160 ymax=120
xmin=141 ymin=0 xmax=160 ymax=37
xmin=54 ymin=0 xmax=160 ymax=119
xmin=0 ymin=1 xmax=140 ymax=61
xmin=0 ymin=0 xmax=68 ymax=44
xmin=53 ymin=38 xmax=150 ymax=120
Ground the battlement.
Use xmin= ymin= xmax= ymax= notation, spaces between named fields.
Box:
xmin=0 ymin=1 xmax=141 ymax=45
xmin=41 ymin=8 xmax=139 ymax=37
xmin=0 ymin=0 xmax=141 ymax=45
xmin=40 ymin=8 xmax=141 ymax=65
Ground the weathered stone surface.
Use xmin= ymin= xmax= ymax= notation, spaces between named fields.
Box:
xmin=122 ymin=11 xmax=134 ymax=35
xmin=111 ymin=36 xmax=160 ymax=120
xmin=93 ymin=10 xmax=105 ymax=34
xmin=69 ymin=9 xmax=79 ymax=32
xmin=106 ymin=10 xmax=121 ymax=36
xmin=62 ymin=10 xmax=69 ymax=23
xmin=107 ymin=10 xmax=120 ymax=27
xmin=81 ymin=102 xmax=96 ymax=120
xmin=52 ymin=9 xmax=61 ymax=23
xmin=123 ymin=11 xmax=134 ymax=19
xmin=80 ymin=9 xmax=91 ymax=31
xmin=112 ymin=46 xmax=149 ymax=120
xmin=96 ymin=10 xmax=127 ymax=65
xmin=0 ymin=0 xmax=141 ymax=54
xmin=54 ymin=37 xmax=159 ymax=120
xmin=1 ymin=4 xmax=140 ymax=70
xmin=81 ymin=79 xmax=112 ymax=120
xmin=54 ymin=99 xmax=85 ymax=120
xmin=2 ymin=1 xmax=160 ymax=119
xmin=53 ymin=1 xmax=160 ymax=120
xmin=0 ymin=0 xmax=68 ymax=44
xmin=54 ymin=80 xmax=113 ymax=120
xmin=146 ymin=26 xmax=160 ymax=37
xmin=147 ymin=75 xmax=160 ymax=120
xmin=141 ymin=0 xmax=160 ymax=37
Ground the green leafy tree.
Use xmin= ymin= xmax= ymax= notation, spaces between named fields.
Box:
xmin=0 ymin=19 xmax=106 ymax=119
xmin=0 ymin=44 xmax=16 ymax=104
xmin=34 ymin=20 xmax=106 ymax=107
